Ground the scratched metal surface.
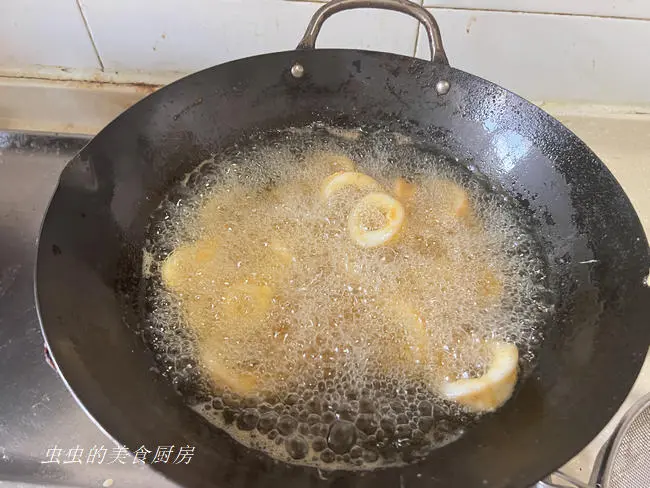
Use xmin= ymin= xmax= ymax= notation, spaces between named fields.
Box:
xmin=0 ymin=131 xmax=178 ymax=488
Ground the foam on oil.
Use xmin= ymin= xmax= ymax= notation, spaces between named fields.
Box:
xmin=142 ymin=126 xmax=552 ymax=468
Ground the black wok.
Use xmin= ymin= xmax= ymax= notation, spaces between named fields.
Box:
xmin=35 ymin=1 xmax=650 ymax=487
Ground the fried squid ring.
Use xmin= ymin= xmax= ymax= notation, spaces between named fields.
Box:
xmin=348 ymin=192 xmax=405 ymax=248
xmin=320 ymin=171 xmax=382 ymax=201
xmin=439 ymin=342 xmax=519 ymax=412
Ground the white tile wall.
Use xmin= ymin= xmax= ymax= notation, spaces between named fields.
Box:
xmin=78 ymin=0 xmax=419 ymax=73
xmin=1 ymin=0 xmax=650 ymax=105
xmin=0 ymin=0 xmax=100 ymax=70
xmin=416 ymin=8 xmax=650 ymax=104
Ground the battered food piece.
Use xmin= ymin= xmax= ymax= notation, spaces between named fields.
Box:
xmin=393 ymin=177 xmax=416 ymax=203
xmin=161 ymin=239 xmax=221 ymax=293
xmin=320 ymin=171 xmax=382 ymax=201
xmin=348 ymin=193 xmax=405 ymax=248
xmin=434 ymin=179 xmax=475 ymax=225
xmin=439 ymin=342 xmax=519 ymax=412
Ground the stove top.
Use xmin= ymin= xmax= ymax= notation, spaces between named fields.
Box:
xmin=0 ymin=130 xmax=646 ymax=488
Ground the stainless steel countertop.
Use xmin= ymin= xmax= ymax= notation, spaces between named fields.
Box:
xmin=0 ymin=130 xmax=647 ymax=488
xmin=0 ymin=132 xmax=177 ymax=488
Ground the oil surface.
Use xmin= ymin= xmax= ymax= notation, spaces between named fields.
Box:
xmin=142 ymin=126 xmax=552 ymax=468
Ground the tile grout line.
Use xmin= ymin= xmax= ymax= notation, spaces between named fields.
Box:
xmin=422 ymin=4 xmax=650 ymax=22
xmin=74 ymin=0 xmax=105 ymax=71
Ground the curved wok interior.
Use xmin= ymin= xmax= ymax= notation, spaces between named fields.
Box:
xmin=36 ymin=50 xmax=650 ymax=488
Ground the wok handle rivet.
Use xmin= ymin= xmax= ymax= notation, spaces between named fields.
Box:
xmin=436 ymin=80 xmax=450 ymax=95
xmin=291 ymin=63 xmax=305 ymax=79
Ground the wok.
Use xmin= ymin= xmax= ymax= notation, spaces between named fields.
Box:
xmin=35 ymin=0 xmax=650 ymax=487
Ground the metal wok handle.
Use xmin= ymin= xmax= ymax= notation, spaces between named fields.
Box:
xmin=296 ymin=0 xmax=449 ymax=65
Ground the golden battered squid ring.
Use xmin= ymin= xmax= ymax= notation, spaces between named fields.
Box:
xmin=439 ymin=342 xmax=519 ymax=412
xmin=320 ymin=171 xmax=382 ymax=201
xmin=221 ymin=283 xmax=274 ymax=322
xmin=348 ymin=192 xmax=405 ymax=248
xmin=160 ymin=239 xmax=219 ymax=293
xmin=199 ymin=350 xmax=259 ymax=396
